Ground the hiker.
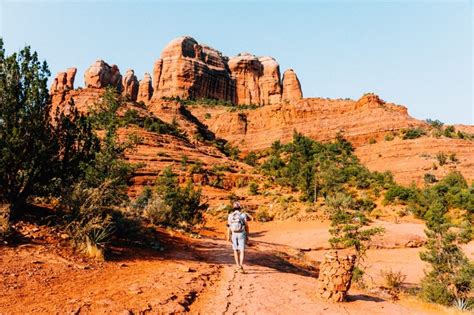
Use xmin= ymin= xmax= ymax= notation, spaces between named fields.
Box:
xmin=227 ymin=201 xmax=250 ymax=272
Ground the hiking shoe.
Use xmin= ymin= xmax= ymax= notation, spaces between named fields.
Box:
xmin=239 ymin=266 xmax=246 ymax=274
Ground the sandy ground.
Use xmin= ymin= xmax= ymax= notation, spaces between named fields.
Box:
xmin=1 ymin=219 xmax=470 ymax=314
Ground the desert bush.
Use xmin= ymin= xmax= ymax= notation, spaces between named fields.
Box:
xmin=248 ymin=182 xmax=259 ymax=195
xmin=424 ymin=173 xmax=437 ymax=184
xmin=419 ymin=199 xmax=474 ymax=306
xmin=449 ymin=153 xmax=458 ymax=163
xmin=243 ymin=152 xmax=258 ymax=166
xmin=452 ymin=298 xmax=474 ymax=312
xmin=0 ymin=204 xmax=10 ymax=239
xmin=368 ymin=138 xmax=377 ymax=144
xmin=426 ymin=119 xmax=444 ymax=129
xmin=326 ymin=192 xmax=384 ymax=274
xmin=153 ymin=167 xmax=206 ymax=227
xmin=384 ymin=133 xmax=395 ymax=141
xmin=204 ymin=113 xmax=211 ymax=119
xmin=435 ymin=152 xmax=447 ymax=166
xmin=189 ymin=160 xmax=204 ymax=174
xmin=384 ymin=185 xmax=417 ymax=204
xmin=402 ymin=127 xmax=426 ymax=140
xmin=255 ymin=208 xmax=274 ymax=222
xmin=354 ymin=198 xmax=376 ymax=212
xmin=444 ymin=125 xmax=455 ymax=138
xmin=380 ymin=269 xmax=407 ymax=292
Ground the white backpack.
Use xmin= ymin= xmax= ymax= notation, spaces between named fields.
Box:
xmin=229 ymin=211 xmax=245 ymax=233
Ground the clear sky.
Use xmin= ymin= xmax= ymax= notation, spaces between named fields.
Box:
xmin=1 ymin=0 xmax=472 ymax=124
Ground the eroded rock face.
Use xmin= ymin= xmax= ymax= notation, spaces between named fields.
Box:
xmin=152 ymin=36 xmax=234 ymax=102
xmin=282 ymin=69 xmax=303 ymax=102
xmin=84 ymin=60 xmax=122 ymax=90
xmin=137 ymin=73 xmax=153 ymax=103
xmin=258 ymin=57 xmax=282 ymax=105
xmin=228 ymin=53 xmax=262 ymax=105
xmin=151 ymin=36 xmax=301 ymax=105
xmin=122 ymin=69 xmax=139 ymax=100
xmin=50 ymin=68 xmax=77 ymax=94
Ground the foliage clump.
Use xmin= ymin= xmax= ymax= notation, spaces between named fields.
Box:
xmin=133 ymin=167 xmax=206 ymax=228
xmin=260 ymin=132 xmax=394 ymax=202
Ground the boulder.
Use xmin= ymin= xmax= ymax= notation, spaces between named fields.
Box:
xmin=137 ymin=73 xmax=153 ymax=103
xmin=50 ymin=68 xmax=77 ymax=94
xmin=228 ymin=53 xmax=262 ymax=105
xmin=282 ymin=69 xmax=303 ymax=102
xmin=122 ymin=69 xmax=139 ymax=100
xmin=84 ymin=60 xmax=122 ymax=90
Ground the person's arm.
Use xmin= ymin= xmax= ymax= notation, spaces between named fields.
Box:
xmin=226 ymin=224 xmax=231 ymax=241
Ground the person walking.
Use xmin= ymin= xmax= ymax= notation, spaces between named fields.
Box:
xmin=227 ymin=201 xmax=249 ymax=273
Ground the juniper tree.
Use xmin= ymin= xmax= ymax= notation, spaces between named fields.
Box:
xmin=0 ymin=39 xmax=97 ymax=216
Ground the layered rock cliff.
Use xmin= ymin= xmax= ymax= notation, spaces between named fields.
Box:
xmin=151 ymin=36 xmax=302 ymax=105
xmin=50 ymin=36 xmax=302 ymax=106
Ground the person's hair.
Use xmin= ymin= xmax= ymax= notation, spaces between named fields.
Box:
xmin=232 ymin=201 xmax=241 ymax=210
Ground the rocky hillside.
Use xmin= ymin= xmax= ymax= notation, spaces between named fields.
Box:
xmin=50 ymin=36 xmax=474 ymax=188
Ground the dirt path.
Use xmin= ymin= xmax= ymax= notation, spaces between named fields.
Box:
xmin=1 ymin=220 xmax=465 ymax=314
xmin=189 ymin=233 xmax=450 ymax=315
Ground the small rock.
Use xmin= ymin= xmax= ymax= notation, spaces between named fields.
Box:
xmin=178 ymin=265 xmax=194 ymax=272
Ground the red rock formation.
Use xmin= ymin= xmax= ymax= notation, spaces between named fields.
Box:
xmin=122 ymin=69 xmax=139 ymax=100
xmin=258 ymin=56 xmax=282 ymax=105
xmin=137 ymin=73 xmax=153 ymax=103
xmin=152 ymin=36 xmax=234 ymax=102
xmin=151 ymin=36 xmax=302 ymax=106
xmin=84 ymin=60 xmax=122 ymax=90
xmin=50 ymin=68 xmax=77 ymax=94
xmin=282 ymin=69 xmax=303 ymax=102
xmin=187 ymin=94 xmax=423 ymax=151
xmin=228 ymin=53 xmax=262 ymax=105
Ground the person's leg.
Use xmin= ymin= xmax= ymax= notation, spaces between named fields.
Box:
xmin=231 ymin=233 xmax=240 ymax=267
xmin=237 ymin=233 xmax=246 ymax=270
xmin=233 ymin=250 xmax=240 ymax=266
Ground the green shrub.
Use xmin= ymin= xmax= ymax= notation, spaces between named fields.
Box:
xmin=426 ymin=119 xmax=444 ymax=129
xmin=255 ymin=208 xmax=274 ymax=222
xmin=449 ymin=153 xmax=458 ymax=163
xmin=249 ymin=182 xmax=259 ymax=195
xmin=444 ymin=125 xmax=455 ymax=138
xmin=380 ymin=269 xmax=407 ymax=292
xmin=384 ymin=185 xmax=417 ymax=204
xmin=402 ymin=127 xmax=426 ymax=140
xmin=424 ymin=173 xmax=437 ymax=184
xmin=327 ymin=192 xmax=384 ymax=261
xmin=243 ymin=152 xmax=258 ymax=166
xmin=419 ymin=199 xmax=474 ymax=306
xmin=204 ymin=113 xmax=211 ymax=119
xmin=435 ymin=152 xmax=447 ymax=166
xmin=154 ymin=167 xmax=206 ymax=227
xmin=384 ymin=133 xmax=395 ymax=141
xmin=189 ymin=160 xmax=204 ymax=174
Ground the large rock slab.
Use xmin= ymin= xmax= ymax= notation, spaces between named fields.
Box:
xmin=122 ymin=69 xmax=139 ymax=101
xmin=137 ymin=73 xmax=153 ymax=103
xmin=282 ymin=69 xmax=303 ymax=102
xmin=50 ymin=68 xmax=77 ymax=94
xmin=84 ymin=60 xmax=122 ymax=90
xmin=152 ymin=36 xmax=235 ymax=102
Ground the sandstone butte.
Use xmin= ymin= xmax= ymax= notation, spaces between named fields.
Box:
xmin=49 ymin=36 xmax=474 ymax=189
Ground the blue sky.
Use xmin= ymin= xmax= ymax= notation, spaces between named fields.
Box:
xmin=1 ymin=0 xmax=472 ymax=124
